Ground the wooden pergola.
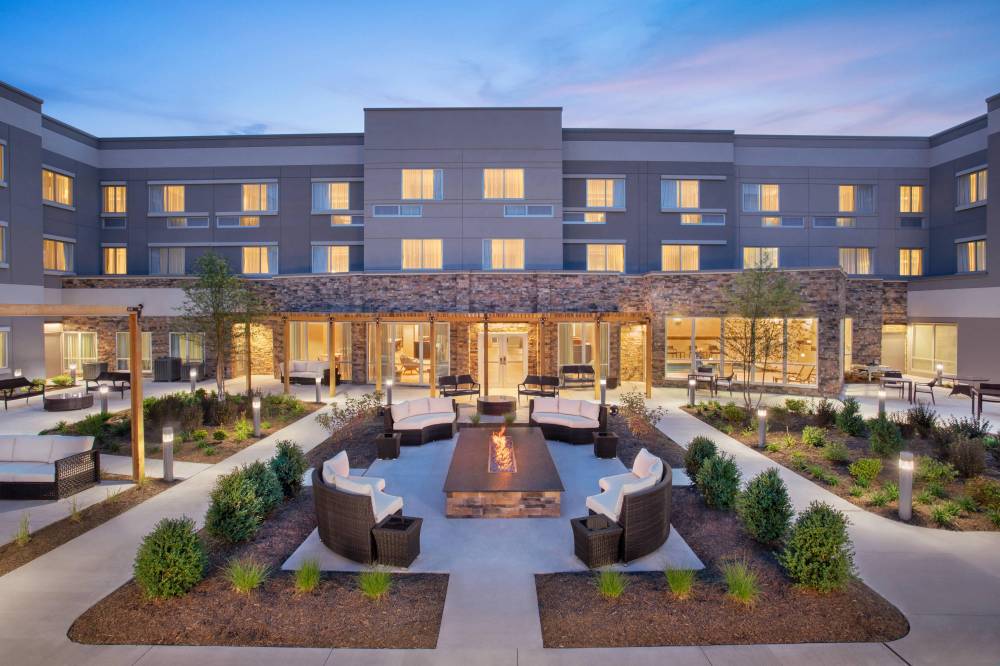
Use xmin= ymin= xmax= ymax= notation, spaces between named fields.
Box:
xmin=0 ymin=303 xmax=145 ymax=481
xmin=278 ymin=310 xmax=654 ymax=399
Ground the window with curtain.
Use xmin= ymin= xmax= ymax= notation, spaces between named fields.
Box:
xmin=742 ymin=247 xmax=778 ymax=269
xmin=311 ymin=245 xmax=350 ymax=273
xmin=482 ymin=168 xmax=524 ymax=199
xmin=331 ymin=214 xmax=360 ymax=225
xmin=482 ymin=239 xmax=525 ymax=270
xmin=839 ymin=247 xmax=872 ymax=274
xmin=312 ymin=181 xmax=350 ymax=211
xmin=814 ymin=216 xmax=856 ymax=228
xmin=401 ymin=169 xmax=443 ymax=200
xmin=241 ymin=246 xmax=278 ymax=274
xmin=102 ymin=247 xmax=127 ymax=275
xmin=660 ymin=179 xmax=699 ymax=209
xmin=957 ymin=168 xmax=988 ymax=207
xmin=899 ymin=248 xmax=923 ymax=276
xmin=586 ymin=178 xmax=625 ymax=208
xmin=558 ymin=322 xmax=610 ymax=377
xmin=0 ymin=328 xmax=8 ymax=369
xmin=0 ymin=225 xmax=6 ymax=265
xmin=169 ymin=333 xmax=204 ymax=363
xmin=43 ymin=239 xmax=74 ymax=272
xmin=62 ymin=331 xmax=97 ymax=372
xmin=102 ymin=184 xmax=127 ymax=213
xmin=661 ymin=244 xmax=699 ymax=271
xmin=241 ymin=183 xmax=278 ymax=212
xmin=680 ymin=213 xmax=725 ymax=225
xmin=563 ymin=211 xmax=606 ymax=223
xmin=585 ymin=244 xmax=624 ymax=272
xmin=42 ymin=169 xmax=74 ymax=206
xmin=741 ymin=183 xmax=779 ymax=211
xmin=838 ymin=184 xmax=875 ymax=213
xmin=899 ymin=185 xmax=924 ymax=213
xmin=150 ymin=247 xmax=186 ymax=275
xmin=908 ymin=323 xmax=956 ymax=375
xmin=401 ymin=239 xmax=443 ymax=270
xmin=956 ymin=239 xmax=986 ymax=272
xmin=148 ymin=185 xmax=186 ymax=213
xmin=0 ymin=143 xmax=5 ymax=183
xmin=115 ymin=331 xmax=152 ymax=372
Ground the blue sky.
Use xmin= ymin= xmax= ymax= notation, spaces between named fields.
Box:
xmin=2 ymin=0 xmax=999 ymax=137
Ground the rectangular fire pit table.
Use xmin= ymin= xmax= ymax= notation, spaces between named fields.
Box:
xmin=443 ymin=426 xmax=564 ymax=518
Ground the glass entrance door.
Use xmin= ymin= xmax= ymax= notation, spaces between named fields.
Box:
xmin=479 ymin=333 xmax=528 ymax=390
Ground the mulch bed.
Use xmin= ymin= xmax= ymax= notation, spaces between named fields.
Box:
xmin=536 ymin=416 xmax=909 ymax=648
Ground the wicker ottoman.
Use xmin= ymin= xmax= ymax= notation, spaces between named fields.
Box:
xmin=593 ymin=432 xmax=618 ymax=459
xmin=571 ymin=515 xmax=623 ymax=568
xmin=376 ymin=433 xmax=401 ymax=460
xmin=373 ymin=515 xmax=422 ymax=567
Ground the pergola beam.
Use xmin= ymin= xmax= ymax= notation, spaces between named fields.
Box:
xmin=276 ymin=310 xmax=651 ymax=324
xmin=0 ymin=304 xmax=131 ymax=317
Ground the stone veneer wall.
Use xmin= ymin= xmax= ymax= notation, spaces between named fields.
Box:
xmin=845 ymin=279 xmax=908 ymax=367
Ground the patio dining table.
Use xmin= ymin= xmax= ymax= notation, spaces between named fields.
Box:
xmin=687 ymin=372 xmax=717 ymax=396
xmin=880 ymin=377 xmax=913 ymax=404
xmin=941 ymin=374 xmax=991 ymax=399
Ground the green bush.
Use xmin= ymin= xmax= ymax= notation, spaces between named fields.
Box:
xmin=664 ymin=569 xmax=696 ymax=600
xmin=931 ymin=503 xmax=961 ymax=528
xmin=948 ymin=437 xmax=986 ymax=478
xmin=241 ymin=461 xmax=284 ymax=514
xmin=801 ymin=425 xmax=826 ymax=447
xmin=144 ymin=393 xmax=204 ymax=441
xmin=595 ymin=570 xmax=627 ymax=600
xmin=684 ymin=436 xmax=717 ymax=478
xmin=262 ymin=393 xmax=306 ymax=420
xmin=848 ymin=458 xmax=882 ymax=488
xmin=784 ymin=398 xmax=808 ymax=415
xmin=359 ymin=569 xmax=393 ymax=601
xmin=835 ymin=398 xmax=866 ymax=436
xmin=213 ymin=429 xmax=227 ymax=441
xmin=954 ymin=495 xmax=978 ymax=514
xmin=868 ymin=415 xmax=903 ymax=457
xmin=192 ymin=429 xmax=209 ymax=442
xmin=805 ymin=464 xmax=839 ymax=486
xmin=225 ymin=556 xmax=269 ymax=594
xmin=295 ymin=559 xmax=321 ymax=593
xmin=780 ymin=501 xmax=855 ymax=593
xmin=721 ymin=559 xmax=759 ymax=606
xmin=233 ymin=417 xmax=254 ymax=442
xmin=916 ymin=456 xmax=958 ymax=484
xmin=822 ymin=442 xmax=850 ymax=463
xmin=868 ymin=482 xmax=899 ymax=507
xmin=967 ymin=477 xmax=1000 ymax=510
xmin=720 ymin=402 xmax=745 ymax=424
xmin=269 ymin=440 xmax=309 ymax=498
xmin=695 ymin=453 xmax=741 ymax=510
xmin=906 ymin=403 xmax=937 ymax=437
xmin=789 ymin=451 xmax=807 ymax=470
xmin=849 ymin=484 xmax=865 ymax=498
xmin=813 ymin=398 xmax=838 ymax=428
xmin=49 ymin=374 xmax=74 ymax=387
xmin=736 ymin=468 xmax=793 ymax=545
xmin=133 ymin=517 xmax=206 ymax=599
xmin=200 ymin=391 xmax=244 ymax=427
xmin=942 ymin=415 xmax=994 ymax=441
xmin=205 ymin=469 xmax=264 ymax=543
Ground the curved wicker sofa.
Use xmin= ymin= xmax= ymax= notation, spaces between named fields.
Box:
xmin=384 ymin=397 xmax=458 ymax=446
xmin=312 ymin=468 xmax=402 ymax=564
xmin=0 ymin=435 xmax=99 ymax=500
xmin=614 ymin=466 xmax=672 ymax=562
xmin=529 ymin=397 xmax=608 ymax=445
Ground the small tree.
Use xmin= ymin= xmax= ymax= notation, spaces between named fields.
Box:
xmin=232 ymin=283 xmax=270 ymax=397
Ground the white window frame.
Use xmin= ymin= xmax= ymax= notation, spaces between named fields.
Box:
xmin=102 ymin=245 xmax=127 ymax=275
xmin=563 ymin=211 xmax=606 ymax=224
xmin=42 ymin=167 xmax=75 ymax=209
xmin=585 ymin=243 xmax=625 ymax=273
xmin=956 ymin=238 xmax=986 ymax=273
xmin=899 ymin=185 xmax=924 ymax=214
xmin=148 ymin=184 xmax=188 ymax=215
xmin=956 ymin=167 xmax=988 ymax=209
xmin=482 ymin=168 xmax=525 ymax=200
xmin=585 ymin=178 xmax=626 ymax=209
xmin=680 ymin=213 xmax=725 ymax=226
xmin=0 ymin=326 xmax=8 ymax=370
xmin=241 ymin=246 xmax=279 ymax=275
xmin=899 ymin=248 xmax=924 ymax=277
xmin=503 ymin=204 xmax=554 ymax=217
xmin=838 ymin=184 xmax=876 ymax=214
xmin=742 ymin=183 xmax=779 ymax=212
xmin=166 ymin=216 xmax=209 ymax=229
xmin=660 ymin=179 xmax=700 ymax=210
xmin=240 ymin=182 xmax=278 ymax=213
xmin=62 ymin=331 xmax=97 ymax=373
xmin=401 ymin=239 xmax=443 ymax=271
xmin=814 ymin=216 xmax=856 ymax=229
xmin=116 ymin=331 xmax=152 ymax=373
xmin=661 ymin=244 xmax=700 ymax=272
xmin=169 ymin=332 xmax=205 ymax=364
xmin=216 ymin=215 xmax=261 ymax=228
xmin=373 ymin=204 xmax=422 ymax=217
xmin=311 ymin=181 xmax=351 ymax=213
xmin=482 ymin=239 xmax=525 ymax=271
xmin=150 ymin=247 xmax=186 ymax=275
xmin=839 ymin=247 xmax=873 ymax=275
xmin=401 ymin=169 xmax=443 ymax=200
xmin=742 ymin=247 xmax=779 ymax=269
xmin=311 ymin=244 xmax=351 ymax=274
xmin=102 ymin=183 xmax=127 ymax=215
xmin=43 ymin=236 xmax=75 ymax=274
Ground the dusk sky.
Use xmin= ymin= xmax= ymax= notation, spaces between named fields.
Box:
xmin=3 ymin=0 xmax=999 ymax=138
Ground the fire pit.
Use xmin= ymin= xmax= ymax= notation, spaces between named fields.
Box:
xmin=488 ymin=426 xmax=516 ymax=473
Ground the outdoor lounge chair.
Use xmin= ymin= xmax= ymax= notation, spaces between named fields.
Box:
xmin=529 ymin=397 xmax=607 ymax=445
xmin=0 ymin=377 xmax=46 ymax=410
xmin=560 ymin=365 xmax=595 ymax=389
xmin=517 ymin=375 xmax=559 ymax=405
xmin=714 ymin=372 xmax=735 ymax=396
xmin=384 ymin=397 xmax=457 ymax=446
xmin=312 ymin=467 xmax=402 ymax=565
xmin=914 ymin=377 xmax=938 ymax=404
xmin=971 ymin=383 xmax=1000 ymax=417
xmin=0 ymin=435 xmax=100 ymax=500
xmin=438 ymin=374 xmax=480 ymax=398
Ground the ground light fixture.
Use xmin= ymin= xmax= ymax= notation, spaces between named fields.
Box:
xmin=936 ymin=363 xmax=944 ymax=380
xmin=687 ymin=378 xmax=696 ymax=406
xmin=599 ymin=378 xmax=607 ymax=405
xmin=314 ymin=375 xmax=322 ymax=404
xmin=757 ymin=408 xmax=768 ymax=449
xmin=878 ymin=389 xmax=886 ymax=417
xmin=98 ymin=384 xmax=109 ymax=414
xmin=252 ymin=396 xmax=262 ymax=437
xmin=386 ymin=379 xmax=394 ymax=406
xmin=189 ymin=367 xmax=198 ymax=393
xmin=13 ymin=368 xmax=21 ymax=378
xmin=898 ymin=451 xmax=914 ymax=521
xmin=68 ymin=362 xmax=77 ymax=386
xmin=161 ymin=426 xmax=175 ymax=483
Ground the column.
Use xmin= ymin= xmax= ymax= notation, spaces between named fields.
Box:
xmin=282 ymin=318 xmax=290 ymax=395
xmin=482 ymin=318 xmax=489 ymax=396
xmin=245 ymin=320 xmax=252 ymax=396
xmin=536 ymin=319 xmax=543 ymax=376
xmin=375 ymin=319 xmax=383 ymax=392
xmin=645 ymin=318 xmax=654 ymax=398
xmin=429 ymin=317 xmax=437 ymax=398
xmin=128 ymin=310 xmax=145 ymax=482
xmin=329 ymin=317 xmax=337 ymax=398
xmin=593 ymin=317 xmax=602 ymax=401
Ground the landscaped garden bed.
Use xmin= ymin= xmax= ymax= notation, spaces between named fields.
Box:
xmin=684 ymin=398 xmax=1000 ymax=531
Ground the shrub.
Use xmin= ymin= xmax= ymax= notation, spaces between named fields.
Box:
xmin=814 ymin=398 xmax=838 ymax=428
xmin=931 ymin=503 xmax=961 ymax=528
xmin=261 ymin=393 xmax=306 ymax=420
xmin=13 ymin=513 xmax=30 ymax=547
xmin=916 ymin=456 xmax=958 ymax=484
xmin=316 ymin=392 xmax=385 ymax=439
xmin=233 ymin=417 xmax=254 ymax=443
xmin=835 ymin=398 xmax=865 ymax=436
xmin=868 ymin=415 xmax=903 ymax=457
xmin=664 ymin=569 xmax=696 ymax=600
xmin=986 ymin=436 xmax=1000 ymax=466
xmin=780 ymin=501 xmax=855 ymax=593
xmin=916 ymin=489 xmax=936 ymax=505
xmin=241 ymin=461 xmax=284 ymax=514
xmin=205 ymin=469 xmax=264 ymax=543
xmin=721 ymin=402 xmax=745 ymax=424
xmin=784 ymin=398 xmax=808 ymax=415
xmin=616 ymin=389 xmax=667 ymax=436
xmin=954 ymin=495 xmax=978 ymax=514
xmin=925 ymin=480 xmax=949 ymax=499
xmin=805 ymin=464 xmax=839 ymax=486
xmin=948 ymin=437 xmax=986 ymax=478
xmin=721 ymin=559 xmax=759 ymax=606
xmin=801 ymin=426 xmax=826 ymax=447
xmin=200 ymin=391 xmax=244 ymax=427
xmin=192 ymin=429 xmax=209 ymax=442
xmin=595 ymin=570 xmax=627 ymax=600
xmin=144 ymin=393 xmax=203 ymax=441
xmin=684 ymin=436 xmax=717 ymax=478
xmin=906 ymin=403 xmax=937 ymax=437
xmin=225 ymin=556 xmax=269 ymax=594
xmin=823 ymin=442 xmax=850 ymax=463
xmin=202 ymin=446 xmax=217 ymax=456
xmin=213 ymin=429 xmax=227 ymax=441
xmin=295 ymin=559 xmax=321 ymax=593
xmin=942 ymin=415 xmax=994 ymax=441
xmin=133 ymin=517 xmax=206 ymax=598
xmin=695 ymin=453 xmax=741 ymax=510
xmin=49 ymin=374 xmax=74 ymax=387
xmin=868 ymin=482 xmax=899 ymax=507
xmin=736 ymin=468 xmax=793 ymax=545
xmin=967 ymin=477 xmax=1000 ymax=510
xmin=269 ymin=440 xmax=309 ymax=498
xmin=988 ymin=508 xmax=1000 ymax=528
xmin=789 ymin=451 xmax=807 ymax=470
xmin=359 ymin=569 xmax=393 ymax=601
xmin=848 ymin=458 xmax=882 ymax=488
xmin=849 ymin=484 xmax=865 ymax=498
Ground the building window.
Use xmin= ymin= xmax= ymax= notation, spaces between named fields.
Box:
xmin=102 ymin=184 xmax=127 ymax=214
xmin=217 ymin=215 xmax=260 ymax=228
xmin=586 ymin=178 xmax=625 ymax=208
xmin=661 ymin=245 xmax=699 ymax=272
xmin=957 ymin=239 xmax=986 ymax=273
xmin=483 ymin=168 xmax=524 ymax=199
xmin=957 ymin=168 xmax=988 ymax=207
xmin=0 ymin=327 xmax=8 ymax=370
xmin=62 ymin=331 xmax=97 ymax=372
xmin=150 ymin=247 xmax=185 ymax=275
xmin=680 ymin=213 xmax=725 ymax=226
xmin=0 ymin=224 xmax=6 ymax=265
xmin=401 ymin=239 xmax=443 ymax=270
xmin=814 ymin=216 xmax=856 ymax=228
xmin=241 ymin=183 xmax=277 ymax=212
xmin=0 ymin=143 xmax=5 ymax=184
xmin=742 ymin=184 xmax=779 ymax=212
xmin=585 ymin=244 xmax=624 ymax=272
xmin=899 ymin=185 xmax=924 ymax=213
xmin=42 ymin=169 xmax=74 ymax=206
xmin=742 ymin=247 xmax=778 ymax=269
xmin=43 ymin=239 xmax=74 ymax=272
xmin=401 ymin=169 xmax=443 ymax=200
xmin=482 ymin=239 xmax=525 ymax=270
xmin=311 ymin=245 xmax=350 ymax=273
xmin=115 ymin=331 xmax=152 ymax=373
xmin=660 ymin=179 xmax=699 ymax=209
xmin=558 ymin=322 xmax=610 ymax=378
xmin=761 ymin=216 xmax=804 ymax=228
xmin=103 ymin=247 xmax=127 ymax=275
xmin=839 ymin=247 xmax=872 ymax=275
xmin=909 ymin=323 xmax=956 ymax=375
xmin=166 ymin=216 xmax=209 ymax=229
xmin=900 ymin=217 xmax=924 ymax=229
xmin=838 ymin=184 xmax=875 ymax=213
xmin=331 ymin=214 xmax=362 ymax=225
xmin=312 ymin=182 xmax=350 ymax=212
xmin=503 ymin=204 xmax=553 ymax=217
xmin=899 ymin=248 xmax=923 ymax=277
xmin=372 ymin=204 xmax=422 ymax=217
xmin=169 ymin=333 xmax=204 ymax=363
xmin=291 ymin=321 xmax=352 ymax=381
xmin=150 ymin=185 xmax=185 ymax=213
xmin=563 ymin=211 xmax=606 ymax=224
xmin=241 ymin=246 xmax=278 ymax=275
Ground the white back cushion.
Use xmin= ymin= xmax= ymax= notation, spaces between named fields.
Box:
xmin=558 ymin=398 xmax=582 ymax=416
xmin=292 ymin=360 xmax=307 ymax=372
xmin=334 ymin=474 xmax=374 ymax=496
xmin=632 ymin=448 xmax=659 ymax=478
xmin=47 ymin=436 xmax=94 ymax=462
xmin=428 ymin=397 xmax=454 ymax=414
xmin=579 ymin=401 xmax=601 ymax=421
xmin=407 ymin=398 xmax=430 ymax=416
xmin=13 ymin=437 xmax=52 ymax=462
xmin=534 ymin=397 xmax=558 ymax=413
xmin=390 ymin=401 xmax=410 ymax=422
xmin=0 ymin=436 xmax=15 ymax=462
xmin=623 ymin=471 xmax=658 ymax=496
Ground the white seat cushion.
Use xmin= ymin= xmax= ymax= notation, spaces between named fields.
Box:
xmin=579 ymin=400 xmax=601 ymax=421
xmin=372 ymin=490 xmax=404 ymax=523
xmin=599 ymin=471 xmax=639 ymax=493
xmin=0 ymin=435 xmax=17 ymax=462
xmin=586 ymin=490 xmax=621 ymax=523
xmin=0 ymin=461 xmax=55 ymax=483
xmin=321 ymin=451 xmax=351 ymax=484
xmin=623 ymin=470 xmax=659 ymax=495
xmin=407 ymin=398 xmax=430 ymax=416
xmin=531 ymin=412 xmax=599 ymax=429
xmin=533 ymin=397 xmax=558 ymax=413
xmin=334 ymin=474 xmax=374 ymax=496
xmin=347 ymin=475 xmax=385 ymax=493
xmin=394 ymin=412 xmax=455 ymax=430
xmin=306 ymin=361 xmax=328 ymax=374
xmin=557 ymin=398 xmax=582 ymax=416
xmin=13 ymin=437 xmax=52 ymax=462
xmin=291 ymin=360 xmax=308 ymax=372
xmin=632 ymin=448 xmax=659 ymax=478
xmin=47 ymin=436 xmax=93 ymax=463
xmin=428 ymin=397 xmax=454 ymax=413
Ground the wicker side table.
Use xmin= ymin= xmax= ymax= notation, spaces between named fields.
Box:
xmin=571 ymin=515 xmax=623 ymax=568
xmin=373 ymin=515 xmax=422 ymax=567
xmin=376 ymin=433 xmax=401 ymax=460
xmin=593 ymin=432 xmax=618 ymax=459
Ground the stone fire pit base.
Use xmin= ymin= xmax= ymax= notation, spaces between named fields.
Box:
xmin=446 ymin=490 xmax=561 ymax=518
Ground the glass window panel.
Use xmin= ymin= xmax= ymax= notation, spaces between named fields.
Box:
xmin=839 ymin=247 xmax=872 ymax=275
xmin=899 ymin=248 xmax=923 ymax=276
xmin=102 ymin=185 xmax=127 ymax=213
xmin=116 ymin=331 xmax=152 ymax=372
xmin=483 ymin=168 xmax=524 ymax=199
xmin=787 ymin=319 xmax=818 ymax=385
xmin=103 ymin=247 xmax=127 ymax=275
xmin=743 ymin=247 xmax=778 ymax=269
xmin=665 ymin=317 xmax=693 ymax=376
xmin=910 ymin=324 xmax=934 ymax=372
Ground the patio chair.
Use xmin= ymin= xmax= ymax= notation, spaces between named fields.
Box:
xmin=517 ymin=375 xmax=558 ymax=405
xmin=312 ymin=466 xmax=401 ymax=565
xmin=714 ymin=372 xmax=735 ymax=396
xmin=913 ymin=377 xmax=937 ymax=404
xmin=971 ymin=383 xmax=1000 ymax=418
xmin=881 ymin=370 xmax=905 ymax=399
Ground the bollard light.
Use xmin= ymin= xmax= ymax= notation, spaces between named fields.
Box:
xmin=13 ymin=368 xmax=22 ymax=378
xmin=877 ymin=389 xmax=886 ymax=417
xmin=687 ymin=378 xmax=696 ymax=407
xmin=189 ymin=367 xmax=198 ymax=393
xmin=252 ymin=396 xmax=262 ymax=437
xmin=68 ymin=363 xmax=77 ymax=386
xmin=898 ymin=451 xmax=914 ymax=521
xmin=935 ymin=363 xmax=943 ymax=380
xmin=99 ymin=384 xmax=109 ymax=414
xmin=599 ymin=378 xmax=607 ymax=406
xmin=386 ymin=378 xmax=394 ymax=406
xmin=757 ymin=408 xmax=768 ymax=449
xmin=161 ymin=426 xmax=175 ymax=483
xmin=312 ymin=375 xmax=321 ymax=403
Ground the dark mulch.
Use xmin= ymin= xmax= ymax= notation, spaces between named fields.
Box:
xmin=609 ymin=414 xmax=686 ymax=469
xmin=306 ymin=417 xmax=384 ymax=469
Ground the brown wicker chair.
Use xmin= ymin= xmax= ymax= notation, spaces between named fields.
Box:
xmin=529 ymin=398 xmax=607 ymax=445
xmin=312 ymin=468 xmax=400 ymax=564
xmin=588 ymin=466 xmax=672 ymax=563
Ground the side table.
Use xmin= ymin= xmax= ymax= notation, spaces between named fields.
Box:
xmin=373 ymin=515 xmax=422 ymax=567
xmin=593 ymin=432 xmax=618 ymax=459
xmin=376 ymin=432 xmax=401 ymax=460
xmin=571 ymin=515 xmax=623 ymax=568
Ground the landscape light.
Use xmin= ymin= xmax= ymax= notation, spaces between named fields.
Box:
xmin=99 ymin=384 xmax=109 ymax=414
xmin=252 ymin=396 xmax=262 ymax=437
xmin=161 ymin=426 xmax=175 ymax=482
xmin=898 ymin=451 xmax=914 ymax=521
xmin=757 ymin=408 xmax=768 ymax=449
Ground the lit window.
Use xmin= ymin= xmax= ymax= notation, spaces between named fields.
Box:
xmin=899 ymin=248 xmax=923 ymax=276
xmin=401 ymin=169 xmax=443 ymax=200
xmin=839 ymin=247 xmax=872 ymax=275
xmin=563 ymin=211 xmax=606 ymax=223
xmin=660 ymin=179 xmax=699 ymax=209
xmin=0 ymin=143 xmax=5 ymax=184
xmin=372 ymin=204 xmax=422 ymax=217
xmin=743 ymin=247 xmax=779 ymax=269
xmin=241 ymin=183 xmax=277 ymax=212
xmin=957 ymin=239 xmax=986 ymax=273
xmin=166 ymin=216 xmax=208 ymax=229
xmin=503 ymin=204 xmax=553 ymax=217
xmin=661 ymin=245 xmax=699 ymax=271
xmin=483 ymin=168 xmax=524 ymax=199
xmin=680 ymin=213 xmax=725 ymax=225
xmin=217 ymin=215 xmax=260 ymax=228
xmin=402 ymin=239 xmax=443 ymax=270
xmin=150 ymin=247 xmax=185 ymax=275
xmin=102 ymin=247 xmax=127 ymax=275
xmin=312 ymin=182 xmax=350 ymax=211
xmin=115 ymin=331 xmax=152 ymax=372
xmin=762 ymin=216 xmax=781 ymax=227
xmin=838 ymin=184 xmax=875 ymax=213
xmin=42 ymin=169 xmax=74 ymax=206
xmin=899 ymin=185 xmax=924 ymax=213
xmin=331 ymin=215 xmax=361 ymax=225
xmin=483 ymin=239 xmax=525 ymax=270
xmin=242 ymin=246 xmax=278 ymax=275
xmin=0 ymin=328 xmax=9 ymax=370
xmin=742 ymin=184 xmax=779 ymax=212
xmin=586 ymin=244 xmax=625 ymax=272
xmin=169 ymin=333 xmax=204 ymax=363
xmin=586 ymin=179 xmax=625 ymax=208
xmin=814 ymin=216 xmax=856 ymax=228
xmin=150 ymin=185 xmax=185 ymax=213
xmin=311 ymin=245 xmax=350 ymax=273
xmin=102 ymin=184 xmax=127 ymax=214
xmin=0 ymin=224 xmax=6 ymax=265
xmin=43 ymin=238 xmax=74 ymax=272
xmin=957 ymin=168 xmax=988 ymax=207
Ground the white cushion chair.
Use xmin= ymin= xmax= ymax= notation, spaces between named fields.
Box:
xmin=288 ymin=360 xmax=329 ymax=384
xmin=586 ymin=447 xmax=663 ymax=522
xmin=530 ymin=397 xmax=606 ymax=444
xmin=0 ymin=434 xmax=98 ymax=499
xmin=386 ymin=397 xmax=456 ymax=445
xmin=321 ymin=450 xmax=385 ymax=493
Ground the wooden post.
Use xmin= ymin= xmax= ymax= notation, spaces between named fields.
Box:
xmin=128 ymin=309 xmax=145 ymax=482
xmin=282 ymin=318 xmax=290 ymax=395
xmin=375 ymin=319 xmax=383 ymax=392
xmin=536 ymin=318 xmax=543 ymax=376
xmin=482 ymin=318 xmax=489 ymax=397
xmin=329 ymin=317 xmax=337 ymax=398
xmin=245 ymin=320 xmax=252 ymax=396
xmin=645 ymin=318 xmax=654 ymax=399
xmin=593 ymin=317 xmax=602 ymax=400
xmin=428 ymin=317 xmax=437 ymax=397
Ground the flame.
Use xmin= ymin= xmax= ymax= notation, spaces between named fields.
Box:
xmin=490 ymin=426 xmax=515 ymax=472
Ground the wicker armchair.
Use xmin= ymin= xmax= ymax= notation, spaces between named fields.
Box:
xmin=312 ymin=468 xmax=400 ymax=564
xmin=614 ymin=466 xmax=672 ymax=562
